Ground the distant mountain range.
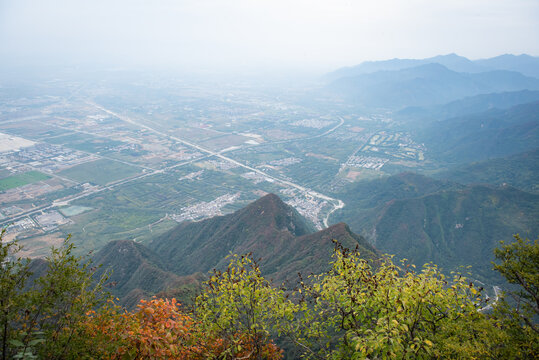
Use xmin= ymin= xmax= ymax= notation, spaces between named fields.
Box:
xmin=327 ymin=53 xmax=539 ymax=80
xmin=371 ymin=184 xmax=539 ymax=283
xmin=475 ymin=54 xmax=539 ymax=79
xmin=396 ymin=90 xmax=539 ymax=125
xmin=325 ymin=54 xmax=539 ymax=109
xmin=327 ymin=63 xmax=539 ymax=109
xmin=320 ymin=54 xmax=539 ymax=284
xmin=90 ymin=194 xmax=377 ymax=307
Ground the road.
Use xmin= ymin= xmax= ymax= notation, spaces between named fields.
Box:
xmin=0 ymin=153 xmax=212 ymax=227
xmin=222 ymin=116 xmax=345 ymax=151
xmin=478 ymin=286 xmax=502 ymax=313
xmin=322 ymin=199 xmax=345 ymax=228
xmin=90 ymin=102 xmax=345 ymax=225
xmin=1 ymin=104 xmax=346 ymax=229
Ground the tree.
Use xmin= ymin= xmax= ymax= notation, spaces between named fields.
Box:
xmin=3 ymin=227 xmax=537 ymax=359
xmin=0 ymin=229 xmax=31 ymax=360
xmin=286 ymin=243 xmax=500 ymax=359
xmin=73 ymin=297 xmax=220 ymax=359
xmin=493 ymin=235 xmax=538 ymax=331
xmin=195 ymin=254 xmax=287 ymax=359
xmin=74 ymin=254 xmax=286 ymax=359
xmin=0 ymin=230 xmax=109 ymax=359
xmin=190 ymin=243 xmax=522 ymax=359
xmin=491 ymin=235 xmax=539 ymax=357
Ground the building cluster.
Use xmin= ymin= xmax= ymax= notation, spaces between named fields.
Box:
xmin=285 ymin=196 xmax=328 ymax=230
xmin=241 ymin=172 xmax=274 ymax=184
xmin=206 ymin=159 xmax=240 ymax=171
xmin=5 ymin=217 xmax=37 ymax=234
xmin=268 ymin=157 xmax=302 ymax=167
xmin=178 ymin=170 xmax=205 ymax=181
xmin=35 ymin=210 xmax=71 ymax=232
xmin=171 ymin=192 xmax=240 ymax=223
xmin=0 ymin=143 xmax=96 ymax=175
xmin=291 ymin=119 xmax=334 ymax=129
xmin=341 ymin=155 xmax=388 ymax=171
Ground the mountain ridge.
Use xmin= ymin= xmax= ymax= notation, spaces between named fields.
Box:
xmin=433 ymin=148 xmax=539 ymax=193
xmin=396 ymin=89 xmax=539 ymax=124
xmin=90 ymin=194 xmax=377 ymax=306
xmin=327 ymin=63 xmax=539 ymax=109
xmin=417 ymin=100 xmax=539 ymax=163
xmin=331 ymin=173 xmax=539 ymax=283
xmin=328 ymin=53 xmax=539 ymax=80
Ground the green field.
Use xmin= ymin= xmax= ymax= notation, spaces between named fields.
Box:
xmin=47 ymin=133 xmax=125 ymax=153
xmin=0 ymin=171 xmax=50 ymax=191
xmin=58 ymin=159 xmax=142 ymax=186
xmin=49 ymin=164 xmax=289 ymax=252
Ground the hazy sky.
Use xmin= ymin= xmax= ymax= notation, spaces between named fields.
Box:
xmin=1 ymin=0 xmax=538 ymax=72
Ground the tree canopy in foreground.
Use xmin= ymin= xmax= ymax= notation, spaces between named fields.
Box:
xmin=0 ymin=229 xmax=537 ymax=359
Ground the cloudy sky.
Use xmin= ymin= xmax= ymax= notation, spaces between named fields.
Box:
xmin=1 ymin=0 xmax=538 ymax=72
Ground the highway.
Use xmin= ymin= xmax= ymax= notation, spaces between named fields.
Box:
xmin=224 ymin=116 xmax=345 ymax=151
xmin=90 ymin=102 xmax=345 ymax=226
xmin=1 ymin=103 xmax=345 ymax=229
xmin=0 ymin=153 xmax=213 ymax=227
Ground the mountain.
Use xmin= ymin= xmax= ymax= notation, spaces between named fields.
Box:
xmin=265 ymin=222 xmax=376 ymax=283
xmin=331 ymin=173 xmax=539 ymax=283
xmin=23 ymin=240 xmax=205 ymax=309
xmin=370 ymin=185 xmax=539 ymax=283
xmin=331 ymin=173 xmax=461 ymax=237
xmin=417 ymin=101 xmax=539 ymax=163
xmin=328 ymin=64 xmax=539 ymax=109
xmin=396 ymin=90 xmax=539 ymax=125
xmin=88 ymin=194 xmax=376 ymax=306
xmin=326 ymin=54 xmax=486 ymax=80
xmin=91 ymin=240 xmax=189 ymax=308
xmin=334 ymin=172 xmax=459 ymax=212
xmin=434 ymin=148 xmax=539 ymax=194
xmin=327 ymin=53 xmax=539 ymax=81
xmin=475 ymin=54 xmax=539 ymax=79
xmin=149 ymin=193 xmax=314 ymax=275
xmin=149 ymin=193 xmax=376 ymax=283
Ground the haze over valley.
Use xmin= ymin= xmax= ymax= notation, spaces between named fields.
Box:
xmin=0 ymin=54 xmax=537 ymax=284
xmin=1 ymin=1 xmax=539 ymax=357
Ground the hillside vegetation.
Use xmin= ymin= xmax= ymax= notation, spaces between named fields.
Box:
xmin=1 ymin=230 xmax=537 ymax=359
xmin=417 ymin=101 xmax=539 ymax=163
xmin=332 ymin=173 xmax=539 ymax=283
xmin=434 ymin=148 xmax=539 ymax=193
xmin=87 ymin=194 xmax=376 ymax=307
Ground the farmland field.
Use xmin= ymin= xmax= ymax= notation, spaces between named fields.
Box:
xmin=0 ymin=171 xmax=50 ymax=191
xmin=58 ymin=159 xmax=142 ymax=185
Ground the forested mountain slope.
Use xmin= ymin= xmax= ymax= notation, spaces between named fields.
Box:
xmin=332 ymin=174 xmax=539 ymax=283
xmin=90 ymin=194 xmax=376 ymax=306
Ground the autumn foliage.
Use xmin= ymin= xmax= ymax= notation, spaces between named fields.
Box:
xmin=1 ymin=229 xmax=537 ymax=359
xmin=77 ymin=298 xmax=204 ymax=359
xmin=74 ymin=297 xmax=282 ymax=359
